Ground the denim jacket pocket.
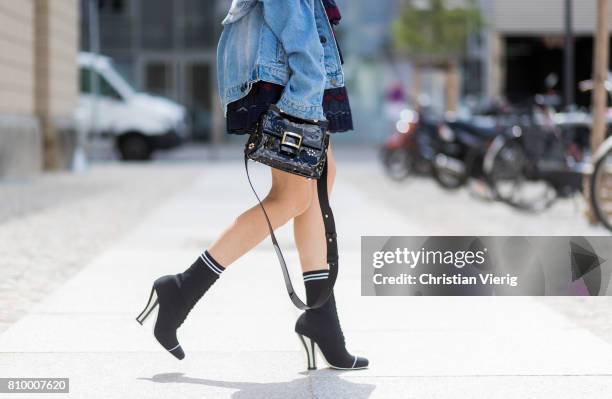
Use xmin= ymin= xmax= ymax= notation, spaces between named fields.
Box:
xmin=276 ymin=41 xmax=287 ymax=65
xmin=258 ymin=22 xmax=287 ymax=66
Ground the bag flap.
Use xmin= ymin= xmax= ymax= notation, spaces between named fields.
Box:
xmin=261 ymin=109 xmax=327 ymax=150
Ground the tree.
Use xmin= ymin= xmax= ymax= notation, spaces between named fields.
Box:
xmin=393 ymin=0 xmax=482 ymax=110
xmin=585 ymin=0 xmax=610 ymax=223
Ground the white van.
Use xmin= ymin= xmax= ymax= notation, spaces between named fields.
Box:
xmin=75 ymin=53 xmax=188 ymax=160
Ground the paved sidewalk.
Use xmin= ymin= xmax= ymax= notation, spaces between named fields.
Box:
xmin=2 ymin=154 xmax=612 ymax=398
xmin=0 ymin=164 xmax=201 ymax=332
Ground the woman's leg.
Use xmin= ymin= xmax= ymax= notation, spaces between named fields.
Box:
xmin=139 ymin=166 xmax=315 ymax=360
xmin=207 ymin=167 xmax=315 ymax=267
xmin=293 ymin=144 xmax=336 ymax=272
xmin=136 ymin=165 xmax=313 ymax=359
xmin=292 ymin=144 xmax=369 ymax=369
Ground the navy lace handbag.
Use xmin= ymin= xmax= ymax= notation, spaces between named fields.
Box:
xmin=245 ymin=104 xmax=329 ymax=178
xmin=243 ymin=104 xmax=338 ymax=310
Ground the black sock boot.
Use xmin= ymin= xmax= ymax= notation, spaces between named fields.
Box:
xmin=295 ymin=270 xmax=369 ymax=370
xmin=136 ymin=250 xmax=224 ymax=360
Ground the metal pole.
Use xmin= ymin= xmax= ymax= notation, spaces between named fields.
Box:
xmin=73 ymin=0 xmax=100 ymax=170
xmin=592 ymin=0 xmax=610 ymax=154
xmin=564 ymin=0 xmax=575 ymax=110
xmin=88 ymin=0 xmax=100 ymax=136
xmin=480 ymin=0 xmax=492 ymax=99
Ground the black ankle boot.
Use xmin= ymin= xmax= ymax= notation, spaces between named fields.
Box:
xmin=295 ymin=270 xmax=369 ymax=370
xmin=136 ymin=251 xmax=224 ymax=360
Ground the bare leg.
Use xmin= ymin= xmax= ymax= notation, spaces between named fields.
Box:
xmin=207 ymin=167 xmax=314 ymax=267
xmin=141 ymin=157 xmax=318 ymax=360
xmin=293 ymin=144 xmax=337 ymax=273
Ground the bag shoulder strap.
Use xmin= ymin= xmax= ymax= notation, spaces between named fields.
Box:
xmin=244 ymin=154 xmax=338 ymax=310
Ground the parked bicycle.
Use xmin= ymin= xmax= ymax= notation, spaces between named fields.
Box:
xmin=590 ymin=136 xmax=612 ymax=231
xmin=381 ymin=99 xmax=597 ymax=215
xmin=483 ymin=104 xmax=591 ymax=212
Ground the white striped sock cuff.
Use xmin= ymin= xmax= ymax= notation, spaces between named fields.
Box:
xmin=200 ymin=251 xmax=225 ymax=276
xmin=303 ymin=270 xmax=329 ymax=283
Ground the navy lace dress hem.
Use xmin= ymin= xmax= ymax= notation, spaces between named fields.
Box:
xmin=225 ymin=81 xmax=353 ymax=135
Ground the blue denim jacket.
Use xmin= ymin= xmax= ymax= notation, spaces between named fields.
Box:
xmin=217 ymin=0 xmax=345 ymax=121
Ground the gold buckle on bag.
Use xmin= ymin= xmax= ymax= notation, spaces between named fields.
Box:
xmin=281 ymin=131 xmax=302 ymax=149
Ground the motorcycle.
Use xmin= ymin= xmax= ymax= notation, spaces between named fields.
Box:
xmin=430 ymin=120 xmax=499 ymax=190
xmin=380 ymin=108 xmax=436 ymax=181
xmin=381 ymin=108 xmax=500 ymax=190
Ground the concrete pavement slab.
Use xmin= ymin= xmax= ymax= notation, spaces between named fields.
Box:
xmin=0 ymin=352 xmax=312 ymax=399
xmin=312 ymin=375 xmax=612 ymax=399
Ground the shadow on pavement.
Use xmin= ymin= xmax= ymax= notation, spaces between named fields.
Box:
xmin=139 ymin=371 xmax=375 ymax=399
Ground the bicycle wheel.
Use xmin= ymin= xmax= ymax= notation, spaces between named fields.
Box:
xmin=432 ymin=154 xmax=467 ymax=190
xmin=590 ymin=144 xmax=612 ymax=232
xmin=486 ymin=138 xmax=557 ymax=212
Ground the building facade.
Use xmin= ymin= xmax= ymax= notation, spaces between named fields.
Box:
xmin=82 ymin=0 xmax=403 ymax=143
xmin=80 ymin=0 xmax=227 ymax=142
xmin=0 ymin=0 xmax=79 ymax=178
xmin=485 ymin=0 xmax=612 ymax=107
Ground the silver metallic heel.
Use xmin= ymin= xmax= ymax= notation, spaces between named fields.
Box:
xmin=136 ymin=287 xmax=159 ymax=325
xmin=298 ymin=334 xmax=317 ymax=370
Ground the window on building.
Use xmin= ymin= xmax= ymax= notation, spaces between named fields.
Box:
xmin=184 ymin=63 xmax=213 ymax=139
xmin=145 ymin=63 xmax=175 ymax=99
xmin=141 ymin=0 xmax=174 ymax=49
xmin=97 ymin=0 xmax=125 ymax=15
xmin=182 ymin=0 xmax=217 ymax=48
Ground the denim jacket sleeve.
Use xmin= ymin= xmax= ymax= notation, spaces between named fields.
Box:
xmin=259 ymin=0 xmax=327 ymax=121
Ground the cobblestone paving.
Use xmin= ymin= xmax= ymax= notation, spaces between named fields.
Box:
xmin=0 ymin=163 xmax=200 ymax=332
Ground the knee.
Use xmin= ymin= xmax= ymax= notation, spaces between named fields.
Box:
xmin=327 ymin=159 xmax=337 ymax=186
xmin=267 ymin=180 xmax=314 ymax=218
xmin=325 ymin=155 xmax=336 ymax=194
xmin=284 ymin=182 xmax=314 ymax=216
